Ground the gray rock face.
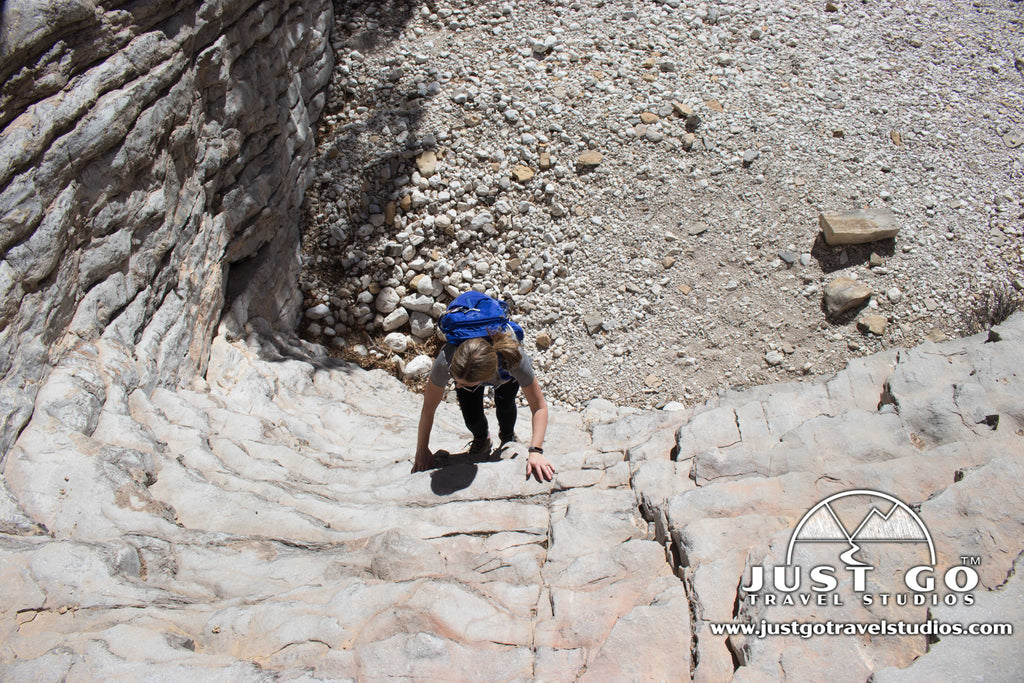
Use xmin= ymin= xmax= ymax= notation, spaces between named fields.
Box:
xmin=872 ymin=553 xmax=1024 ymax=683
xmin=0 ymin=326 xmax=692 ymax=679
xmin=0 ymin=0 xmax=333 ymax=455
xmin=647 ymin=315 xmax=1024 ymax=681
xmin=2 ymin=294 xmax=1023 ymax=682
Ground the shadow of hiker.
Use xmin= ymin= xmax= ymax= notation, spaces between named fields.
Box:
xmin=427 ymin=445 xmax=515 ymax=495
xmin=429 ymin=462 xmax=478 ymax=496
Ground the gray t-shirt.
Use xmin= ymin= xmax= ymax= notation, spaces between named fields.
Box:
xmin=429 ymin=343 xmax=536 ymax=388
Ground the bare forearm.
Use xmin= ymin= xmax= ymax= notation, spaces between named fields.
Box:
xmin=416 ymin=381 xmax=444 ymax=455
xmin=416 ymin=408 xmax=434 ymax=454
xmin=530 ymin=405 xmax=548 ymax=449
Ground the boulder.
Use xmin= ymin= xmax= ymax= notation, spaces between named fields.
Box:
xmin=824 ymin=277 xmax=872 ymax=316
xmin=819 ymin=209 xmax=899 ymax=245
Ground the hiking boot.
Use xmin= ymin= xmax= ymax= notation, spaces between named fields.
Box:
xmin=466 ymin=436 xmax=492 ymax=458
xmin=498 ymin=432 xmax=518 ymax=446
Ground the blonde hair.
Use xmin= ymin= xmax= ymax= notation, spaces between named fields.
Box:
xmin=450 ymin=331 xmax=522 ymax=384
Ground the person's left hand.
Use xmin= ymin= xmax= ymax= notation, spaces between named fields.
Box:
xmin=526 ymin=452 xmax=555 ymax=482
xmin=412 ymin=448 xmax=434 ymax=473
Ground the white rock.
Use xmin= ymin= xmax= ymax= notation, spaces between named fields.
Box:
xmin=470 ymin=212 xmax=494 ymax=231
xmin=582 ymin=398 xmax=619 ymax=426
xmin=416 ymin=276 xmax=434 ymax=296
xmin=383 ymin=333 xmax=409 ymax=353
xmin=410 ymin=312 xmax=436 ymax=338
xmin=383 ymin=308 xmax=410 ymax=331
xmin=403 ymin=354 xmax=434 ymax=378
xmin=376 ymin=287 xmax=400 ymax=314
xmin=401 ymin=294 xmax=435 ymax=313
xmin=306 ymin=304 xmax=331 ymax=320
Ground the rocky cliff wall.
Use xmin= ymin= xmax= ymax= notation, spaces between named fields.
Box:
xmin=0 ymin=0 xmax=333 ymax=458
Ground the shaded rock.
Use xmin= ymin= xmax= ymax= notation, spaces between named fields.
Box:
xmin=306 ymin=304 xmax=330 ymax=320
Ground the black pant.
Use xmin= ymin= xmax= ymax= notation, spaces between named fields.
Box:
xmin=456 ymin=380 xmax=519 ymax=441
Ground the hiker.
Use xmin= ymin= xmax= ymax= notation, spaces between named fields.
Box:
xmin=412 ymin=293 xmax=555 ymax=482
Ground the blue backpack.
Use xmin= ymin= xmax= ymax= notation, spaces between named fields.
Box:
xmin=438 ymin=292 xmax=525 ymax=345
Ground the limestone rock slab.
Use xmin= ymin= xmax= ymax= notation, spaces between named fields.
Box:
xmin=819 ymin=209 xmax=899 ymax=245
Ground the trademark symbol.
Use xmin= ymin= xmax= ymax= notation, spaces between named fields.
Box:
xmin=960 ymin=556 xmax=982 ymax=566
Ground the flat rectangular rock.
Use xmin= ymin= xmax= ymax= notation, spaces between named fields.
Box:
xmin=819 ymin=209 xmax=899 ymax=245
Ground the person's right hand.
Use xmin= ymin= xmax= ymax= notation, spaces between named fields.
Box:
xmin=412 ymin=448 xmax=434 ymax=473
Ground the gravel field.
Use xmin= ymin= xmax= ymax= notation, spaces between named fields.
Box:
xmin=300 ymin=0 xmax=1024 ymax=410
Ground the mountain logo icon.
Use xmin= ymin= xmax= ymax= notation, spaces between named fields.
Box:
xmin=786 ymin=489 xmax=936 ymax=567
